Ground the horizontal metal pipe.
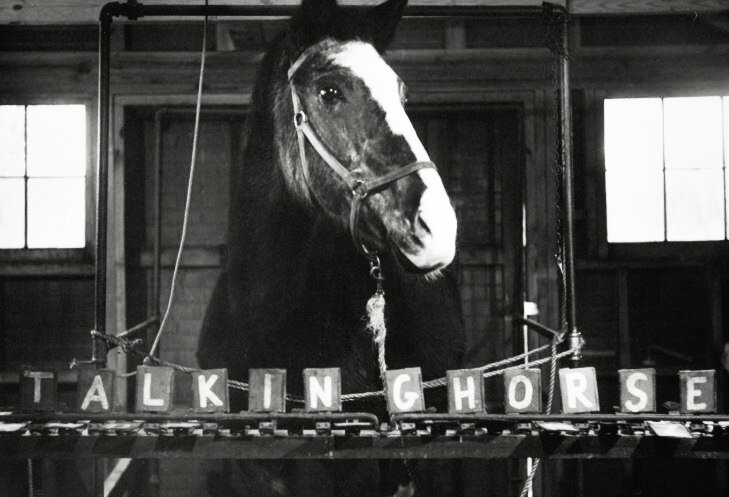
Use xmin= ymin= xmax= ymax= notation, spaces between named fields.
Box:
xmin=102 ymin=1 xmax=553 ymax=21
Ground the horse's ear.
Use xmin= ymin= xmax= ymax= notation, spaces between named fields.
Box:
xmin=365 ymin=0 xmax=407 ymax=51
xmin=288 ymin=0 xmax=339 ymax=53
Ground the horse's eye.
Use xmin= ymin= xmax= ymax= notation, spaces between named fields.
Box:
xmin=319 ymin=86 xmax=342 ymax=104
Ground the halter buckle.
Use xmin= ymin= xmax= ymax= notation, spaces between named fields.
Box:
xmin=352 ymin=179 xmax=369 ymax=199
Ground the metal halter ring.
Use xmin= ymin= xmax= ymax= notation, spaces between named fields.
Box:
xmin=294 ymin=111 xmax=307 ymax=127
xmin=351 ymin=178 xmax=369 ymax=199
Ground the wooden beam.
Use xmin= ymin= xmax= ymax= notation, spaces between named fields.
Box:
xmin=3 ymin=0 xmax=729 ymax=25
xmin=571 ymin=0 xmax=728 ymax=15
xmin=2 ymin=1 xmax=552 ymax=25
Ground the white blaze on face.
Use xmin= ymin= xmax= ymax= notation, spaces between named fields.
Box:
xmin=330 ymin=42 xmax=457 ymax=269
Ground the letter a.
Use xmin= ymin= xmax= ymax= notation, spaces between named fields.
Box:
xmin=81 ymin=375 xmax=110 ymax=411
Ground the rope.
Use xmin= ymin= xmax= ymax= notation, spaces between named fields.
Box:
xmin=147 ymin=3 xmax=209 ymax=360
xmin=518 ymin=339 xmax=559 ymax=497
xmin=367 ymin=290 xmax=389 ymax=399
xmin=92 ymin=328 xmax=573 ymax=403
xmin=117 ymin=316 xmax=159 ymax=338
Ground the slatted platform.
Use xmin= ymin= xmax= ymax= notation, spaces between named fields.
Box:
xmin=2 ymin=413 xmax=729 ymax=460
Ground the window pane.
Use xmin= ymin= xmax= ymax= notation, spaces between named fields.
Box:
xmin=606 ymin=170 xmax=664 ymax=242
xmin=664 ymin=96 xmax=723 ymax=170
xmin=665 ymin=170 xmax=725 ymax=241
xmin=27 ymin=105 xmax=86 ymax=177
xmin=27 ymin=178 xmax=85 ymax=248
xmin=0 ymin=178 xmax=25 ymax=248
xmin=604 ymin=98 xmax=663 ymax=172
xmin=0 ymin=105 xmax=26 ymax=176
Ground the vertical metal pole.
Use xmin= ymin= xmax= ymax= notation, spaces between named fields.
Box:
xmin=152 ymin=111 xmax=163 ymax=321
xmin=556 ymin=3 xmax=583 ymax=364
xmin=93 ymin=7 xmax=114 ymax=365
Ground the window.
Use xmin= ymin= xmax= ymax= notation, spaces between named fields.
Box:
xmin=604 ymin=96 xmax=729 ymax=242
xmin=0 ymin=104 xmax=87 ymax=249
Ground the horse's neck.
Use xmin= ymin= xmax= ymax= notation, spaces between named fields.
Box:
xmin=228 ymin=138 xmax=373 ymax=325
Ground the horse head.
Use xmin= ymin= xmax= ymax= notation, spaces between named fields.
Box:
xmin=277 ymin=0 xmax=458 ymax=275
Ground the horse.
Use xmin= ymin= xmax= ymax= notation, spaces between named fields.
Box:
xmin=198 ymin=0 xmax=466 ymax=494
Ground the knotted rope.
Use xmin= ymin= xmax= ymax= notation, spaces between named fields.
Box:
xmin=364 ymin=254 xmax=390 ymax=405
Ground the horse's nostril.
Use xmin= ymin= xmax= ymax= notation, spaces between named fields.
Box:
xmin=414 ymin=211 xmax=431 ymax=236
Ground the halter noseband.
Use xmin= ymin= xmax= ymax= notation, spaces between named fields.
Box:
xmin=287 ymin=41 xmax=436 ymax=259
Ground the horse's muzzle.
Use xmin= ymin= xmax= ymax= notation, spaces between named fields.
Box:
xmin=399 ymin=168 xmax=457 ymax=271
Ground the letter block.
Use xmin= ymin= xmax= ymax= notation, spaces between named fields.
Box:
xmin=20 ymin=368 xmax=57 ymax=412
xmin=192 ymin=369 xmax=229 ymax=413
xmin=559 ymin=367 xmax=600 ymax=414
xmin=135 ymin=365 xmax=174 ymax=412
xmin=447 ymin=369 xmax=485 ymax=414
xmin=77 ymin=367 xmax=115 ymax=413
xmin=303 ymin=368 xmax=341 ymax=412
xmin=679 ymin=369 xmax=716 ymax=414
xmin=386 ymin=367 xmax=425 ymax=414
xmin=504 ymin=368 xmax=541 ymax=414
xmin=618 ymin=368 xmax=656 ymax=413
xmin=248 ymin=369 xmax=287 ymax=413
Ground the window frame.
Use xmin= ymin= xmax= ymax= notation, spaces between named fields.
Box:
xmin=591 ymin=89 xmax=729 ymax=260
xmin=0 ymin=96 xmax=96 ymax=267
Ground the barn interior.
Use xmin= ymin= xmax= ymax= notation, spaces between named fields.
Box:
xmin=1 ymin=0 xmax=729 ymax=496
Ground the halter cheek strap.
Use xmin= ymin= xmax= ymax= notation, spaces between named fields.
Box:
xmin=288 ymin=46 xmax=436 ymax=257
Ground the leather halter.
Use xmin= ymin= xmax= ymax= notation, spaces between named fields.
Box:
xmin=287 ymin=41 xmax=436 ymax=258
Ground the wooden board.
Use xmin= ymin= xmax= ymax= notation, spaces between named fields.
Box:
xmin=618 ymin=368 xmax=656 ymax=413
xmin=558 ymin=367 xmax=600 ymax=414
xmin=447 ymin=369 xmax=486 ymax=414
xmin=386 ymin=367 xmax=425 ymax=414
xmin=679 ymin=369 xmax=716 ymax=414
xmin=77 ymin=367 xmax=115 ymax=413
xmin=503 ymin=368 xmax=541 ymax=414
xmin=19 ymin=368 xmax=57 ymax=412
xmin=303 ymin=368 xmax=341 ymax=412
xmin=248 ymin=368 xmax=287 ymax=413
xmin=191 ymin=369 xmax=229 ymax=413
xmin=135 ymin=366 xmax=174 ymax=413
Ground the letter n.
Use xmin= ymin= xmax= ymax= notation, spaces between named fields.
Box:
xmin=303 ymin=368 xmax=341 ymax=412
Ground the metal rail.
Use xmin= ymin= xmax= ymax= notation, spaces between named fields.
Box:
xmin=3 ymin=412 xmax=729 ymax=460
